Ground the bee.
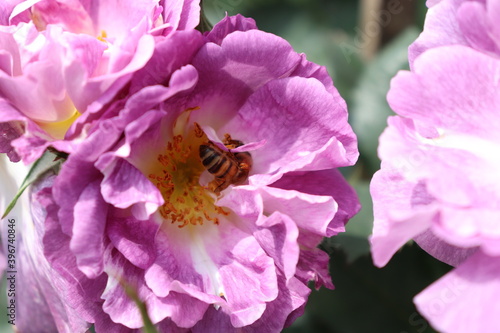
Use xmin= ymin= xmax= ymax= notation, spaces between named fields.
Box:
xmin=199 ymin=134 xmax=252 ymax=194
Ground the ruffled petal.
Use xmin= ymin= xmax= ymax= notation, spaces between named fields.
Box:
xmin=270 ymin=169 xmax=361 ymax=235
xmin=101 ymin=249 xmax=209 ymax=328
xmin=190 ymin=275 xmax=309 ymax=333
xmin=161 ymin=0 xmax=200 ymax=31
xmin=415 ymin=251 xmax=500 ymax=333
xmin=100 ymin=158 xmax=163 ymax=220
xmin=221 ymin=76 xmax=355 ymax=181
xmin=107 ymin=215 xmax=158 ymax=270
xmin=413 ymin=229 xmax=477 ymax=267
xmin=145 ymin=220 xmax=278 ymax=327
xmin=370 ymin=169 xmax=436 ymax=267
xmin=205 ymin=14 xmax=257 ymax=45
xmin=70 ymin=180 xmax=108 ymax=278
xmin=389 ymin=46 xmax=500 ymax=140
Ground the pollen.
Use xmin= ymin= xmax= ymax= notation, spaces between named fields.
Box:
xmin=97 ymin=30 xmax=108 ymax=42
xmin=30 ymin=8 xmax=46 ymax=31
xmin=149 ymin=112 xmax=229 ymax=228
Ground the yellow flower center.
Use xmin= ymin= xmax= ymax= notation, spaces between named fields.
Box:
xmin=148 ymin=112 xmax=229 ymax=228
xmin=36 ymin=109 xmax=81 ymax=140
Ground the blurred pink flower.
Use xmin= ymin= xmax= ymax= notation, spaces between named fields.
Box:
xmin=371 ymin=0 xmax=500 ymax=332
xmin=409 ymin=0 xmax=500 ymax=65
xmin=0 ymin=0 xmax=200 ymax=163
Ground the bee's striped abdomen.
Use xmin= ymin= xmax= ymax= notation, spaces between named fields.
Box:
xmin=199 ymin=138 xmax=252 ymax=194
xmin=200 ymin=144 xmax=218 ymax=168
xmin=199 ymin=144 xmax=235 ymax=179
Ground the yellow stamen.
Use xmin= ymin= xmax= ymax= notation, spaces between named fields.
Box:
xmin=148 ymin=111 xmax=228 ymax=228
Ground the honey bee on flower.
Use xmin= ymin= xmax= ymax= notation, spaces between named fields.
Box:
xmin=198 ymin=131 xmax=253 ymax=195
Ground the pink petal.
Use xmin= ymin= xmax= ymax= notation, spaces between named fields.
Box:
xmin=415 ymin=251 xmax=500 ymax=333
xmin=40 ymin=187 xmax=109 ymax=328
xmin=99 ymin=158 xmax=163 ymax=220
xmin=258 ymin=186 xmax=337 ymax=236
xmin=413 ymin=229 xmax=477 ymax=267
xmin=102 ymin=249 xmax=209 ymax=328
xmin=161 ymin=0 xmax=200 ymax=31
xmin=253 ymin=211 xmax=300 ymax=281
xmin=457 ymin=1 xmax=498 ymax=54
xmin=107 ymin=215 xmax=158 ymax=270
xmin=206 ymin=14 xmax=257 ymax=45
xmin=145 ymin=221 xmax=279 ymax=327
xmin=370 ymin=170 xmax=436 ymax=267
xmin=389 ymin=46 xmax=500 ymax=140
xmin=71 ymin=179 xmax=108 ymax=278
xmin=271 ymin=169 xmax=361 ymax=236
xmin=222 ymin=76 xmax=355 ymax=180
xmin=409 ymin=0 xmax=468 ymax=66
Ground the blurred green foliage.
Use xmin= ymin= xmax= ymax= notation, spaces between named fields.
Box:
xmin=202 ymin=1 xmax=452 ymax=332
xmin=350 ymin=27 xmax=420 ymax=172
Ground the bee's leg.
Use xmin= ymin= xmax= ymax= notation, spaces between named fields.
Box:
xmin=223 ymin=133 xmax=243 ymax=149
xmin=223 ymin=133 xmax=232 ymax=145
xmin=239 ymin=162 xmax=250 ymax=171
xmin=208 ymin=178 xmax=227 ymax=195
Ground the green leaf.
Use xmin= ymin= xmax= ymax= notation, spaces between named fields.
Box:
xmin=197 ymin=0 xmax=214 ymax=33
xmin=350 ymin=27 xmax=420 ymax=173
xmin=2 ymin=150 xmax=64 ymax=219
